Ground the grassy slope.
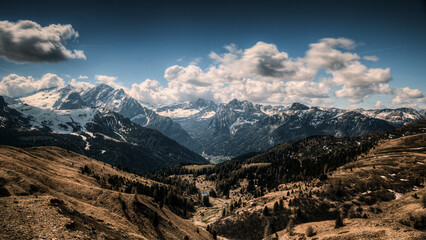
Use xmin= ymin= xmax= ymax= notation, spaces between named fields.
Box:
xmin=203 ymin=133 xmax=425 ymax=239
xmin=274 ymin=133 xmax=426 ymax=239
xmin=0 ymin=145 xmax=212 ymax=240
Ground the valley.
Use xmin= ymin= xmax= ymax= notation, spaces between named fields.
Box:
xmin=1 ymin=2 xmax=425 ymax=239
xmin=146 ymin=120 xmax=426 ymax=239
xmin=0 ymin=87 xmax=425 ymax=239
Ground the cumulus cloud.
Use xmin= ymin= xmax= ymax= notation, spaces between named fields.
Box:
xmin=95 ymin=75 xmax=117 ymax=84
xmin=303 ymin=38 xmax=392 ymax=103
xmin=391 ymin=87 xmax=425 ymax=105
xmin=0 ymin=20 xmax=86 ymax=63
xmin=70 ymin=78 xmax=94 ymax=90
xmin=128 ymin=38 xmax=401 ymax=106
xmin=305 ymin=38 xmax=359 ymax=71
xmin=0 ymin=73 xmax=64 ymax=97
xmin=209 ymin=41 xmax=315 ymax=81
xmin=94 ymin=75 xmax=126 ymax=90
xmin=129 ymin=79 xmax=169 ymax=104
xmin=78 ymin=75 xmax=88 ymax=79
xmin=335 ymin=84 xmax=392 ymax=103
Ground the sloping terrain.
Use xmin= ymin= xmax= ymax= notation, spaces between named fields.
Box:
xmin=272 ymin=132 xmax=426 ymax=239
xmin=14 ymin=85 xmax=424 ymax=157
xmin=146 ymin=120 xmax=426 ymax=240
xmin=210 ymin=132 xmax=426 ymax=240
xmin=0 ymin=145 xmax=212 ymax=240
xmin=158 ymin=99 xmax=424 ymax=156
xmin=0 ymin=96 xmax=207 ymax=173
xmin=17 ymin=84 xmax=202 ymax=152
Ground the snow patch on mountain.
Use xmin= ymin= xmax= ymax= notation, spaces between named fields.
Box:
xmin=199 ymin=111 xmax=216 ymax=119
xmin=156 ymin=108 xmax=201 ymax=118
xmin=20 ymin=88 xmax=63 ymax=109
xmin=229 ymin=118 xmax=259 ymax=135
xmin=11 ymin=103 xmax=97 ymax=133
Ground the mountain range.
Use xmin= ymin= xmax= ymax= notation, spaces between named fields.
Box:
xmin=156 ymin=98 xmax=424 ymax=156
xmin=0 ymin=95 xmax=206 ymax=173
xmin=2 ymin=83 xmax=425 ymax=158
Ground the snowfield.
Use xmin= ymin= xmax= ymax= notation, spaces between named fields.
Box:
xmin=11 ymin=103 xmax=97 ymax=133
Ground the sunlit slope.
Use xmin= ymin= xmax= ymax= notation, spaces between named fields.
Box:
xmin=0 ymin=145 xmax=212 ymax=240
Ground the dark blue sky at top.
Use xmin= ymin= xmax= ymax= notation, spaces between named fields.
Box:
xmin=0 ymin=0 xmax=425 ymax=106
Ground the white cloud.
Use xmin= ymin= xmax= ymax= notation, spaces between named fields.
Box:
xmin=0 ymin=73 xmax=64 ymax=97
xmin=335 ymin=84 xmax=392 ymax=103
xmin=94 ymin=75 xmax=126 ymax=90
xmin=78 ymin=38 xmax=416 ymax=108
xmin=375 ymin=100 xmax=382 ymax=108
xmin=306 ymin=39 xmax=392 ymax=103
xmin=0 ymin=20 xmax=86 ymax=63
xmin=363 ymin=55 xmax=379 ymax=61
xmin=128 ymin=38 xmax=402 ymax=106
xmin=95 ymin=75 xmax=117 ymax=83
xmin=78 ymin=75 xmax=88 ymax=79
xmin=129 ymin=79 xmax=169 ymax=104
xmin=70 ymin=78 xmax=94 ymax=90
xmin=391 ymin=87 xmax=425 ymax=104
xmin=305 ymin=38 xmax=359 ymax=71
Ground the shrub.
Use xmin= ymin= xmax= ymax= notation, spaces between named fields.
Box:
xmin=319 ymin=173 xmax=328 ymax=181
xmin=305 ymin=225 xmax=316 ymax=237
xmin=203 ymin=195 xmax=211 ymax=207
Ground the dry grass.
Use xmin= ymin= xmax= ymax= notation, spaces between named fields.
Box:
xmin=197 ymin=133 xmax=426 ymax=240
xmin=242 ymin=162 xmax=271 ymax=168
xmin=0 ymin=145 xmax=212 ymax=240
xmin=183 ymin=164 xmax=215 ymax=171
xmin=272 ymin=133 xmax=426 ymax=239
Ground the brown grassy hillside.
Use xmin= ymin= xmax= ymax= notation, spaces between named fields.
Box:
xmin=273 ymin=133 xmax=426 ymax=239
xmin=0 ymin=145 xmax=212 ymax=240
xmin=204 ymin=133 xmax=426 ymax=240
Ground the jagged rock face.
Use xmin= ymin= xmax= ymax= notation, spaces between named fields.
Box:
xmin=82 ymin=84 xmax=202 ymax=152
xmin=15 ymin=84 xmax=202 ymax=153
xmin=9 ymin=84 xmax=425 ymax=157
xmin=0 ymin=96 xmax=207 ymax=173
xmin=288 ymin=102 xmax=309 ymax=110
xmin=56 ymin=92 xmax=86 ymax=109
xmin=157 ymin=99 xmax=424 ymax=156
xmin=0 ymin=96 xmax=30 ymax=128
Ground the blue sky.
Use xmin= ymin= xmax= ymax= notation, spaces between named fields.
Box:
xmin=0 ymin=0 xmax=425 ymax=108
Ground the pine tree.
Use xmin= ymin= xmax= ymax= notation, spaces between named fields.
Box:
xmin=152 ymin=212 xmax=159 ymax=227
xmin=273 ymin=201 xmax=279 ymax=213
xmin=335 ymin=211 xmax=344 ymax=228
xmin=422 ymin=193 xmax=426 ymax=208
xmin=263 ymin=206 xmax=269 ymax=216
xmin=212 ymin=230 xmax=217 ymax=240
